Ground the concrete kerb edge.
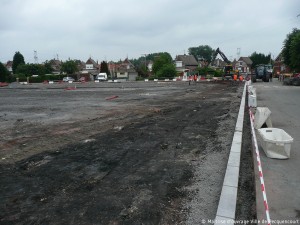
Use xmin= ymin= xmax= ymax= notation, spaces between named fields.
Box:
xmin=214 ymin=84 xmax=246 ymax=223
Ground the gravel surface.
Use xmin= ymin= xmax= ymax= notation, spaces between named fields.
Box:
xmin=0 ymin=81 xmax=253 ymax=225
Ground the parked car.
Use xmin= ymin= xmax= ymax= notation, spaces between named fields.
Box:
xmin=78 ymin=77 xmax=86 ymax=82
xmin=63 ymin=77 xmax=75 ymax=82
xmin=283 ymin=73 xmax=300 ymax=86
xmin=292 ymin=73 xmax=300 ymax=86
xmin=283 ymin=77 xmax=293 ymax=85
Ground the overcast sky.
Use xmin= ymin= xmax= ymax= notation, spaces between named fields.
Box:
xmin=1 ymin=0 xmax=299 ymax=63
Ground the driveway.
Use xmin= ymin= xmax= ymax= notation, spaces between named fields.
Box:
xmin=253 ymin=79 xmax=300 ymax=223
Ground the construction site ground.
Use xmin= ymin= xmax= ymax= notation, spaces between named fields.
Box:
xmin=0 ymin=81 xmax=255 ymax=225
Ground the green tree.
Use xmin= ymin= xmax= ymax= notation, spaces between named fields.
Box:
xmin=290 ymin=32 xmax=300 ymax=71
xmin=188 ymin=45 xmax=214 ymax=63
xmin=12 ymin=51 xmax=25 ymax=74
xmin=282 ymin=28 xmax=300 ymax=71
xmin=156 ymin=64 xmax=177 ymax=78
xmin=43 ymin=61 xmax=54 ymax=74
xmin=15 ymin=64 xmax=30 ymax=76
xmin=61 ymin=60 xmax=79 ymax=74
xmin=131 ymin=52 xmax=172 ymax=77
xmin=100 ymin=61 xmax=110 ymax=75
xmin=249 ymin=52 xmax=271 ymax=68
xmin=0 ymin=62 xmax=10 ymax=82
xmin=152 ymin=52 xmax=173 ymax=75
xmin=15 ymin=63 xmax=47 ymax=76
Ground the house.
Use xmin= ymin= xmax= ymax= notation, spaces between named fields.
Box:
xmin=273 ymin=52 xmax=290 ymax=76
xmin=233 ymin=57 xmax=253 ymax=73
xmin=76 ymin=60 xmax=86 ymax=72
xmin=5 ymin=61 xmax=13 ymax=74
xmin=110 ymin=58 xmax=138 ymax=81
xmin=175 ymin=54 xmax=199 ymax=73
xmin=147 ymin=60 xmax=153 ymax=72
xmin=210 ymin=58 xmax=226 ymax=70
xmin=83 ymin=57 xmax=99 ymax=75
xmin=48 ymin=59 xmax=62 ymax=75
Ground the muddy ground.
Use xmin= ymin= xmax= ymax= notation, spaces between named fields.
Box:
xmin=0 ymin=81 xmax=255 ymax=224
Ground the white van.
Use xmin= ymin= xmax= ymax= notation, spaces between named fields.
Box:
xmin=96 ymin=73 xmax=108 ymax=81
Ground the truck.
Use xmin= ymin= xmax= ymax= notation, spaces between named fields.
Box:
xmin=252 ymin=64 xmax=272 ymax=82
xmin=96 ymin=73 xmax=108 ymax=81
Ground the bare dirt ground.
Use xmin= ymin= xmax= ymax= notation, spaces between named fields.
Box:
xmin=0 ymin=81 xmax=254 ymax=225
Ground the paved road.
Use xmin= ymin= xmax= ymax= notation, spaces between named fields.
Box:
xmin=253 ymin=79 xmax=300 ymax=223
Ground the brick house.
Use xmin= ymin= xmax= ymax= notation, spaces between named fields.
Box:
xmin=109 ymin=58 xmax=138 ymax=81
xmin=273 ymin=52 xmax=291 ymax=76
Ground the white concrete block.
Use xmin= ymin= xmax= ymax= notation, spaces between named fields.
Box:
xmin=228 ymin=152 xmax=241 ymax=167
xmin=223 ymin=166 xmax=240 ymax=188
xmin=216 ymin=185 xmax=237 ymax=219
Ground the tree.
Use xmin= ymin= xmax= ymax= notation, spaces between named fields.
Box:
xmin=290 ymin=32 xmax=300 ymax=71
xmin=156 ymin=64 xmax=177 ymax=78
xmin=61 ymin=60 xmax=79 ymax=74
xmin=43 ymin=61 xmax=54 ymax=74
xmin=249 ymin=52 xmax=271 ymax=68
xmin=131 ymin=52 xmax=172 ymax=77
xmin=152 ymin=52 xmax=173 ymax=75
xmin=100 ymin=61 xmax=110 ymax=75
xmin=188 ymin=45 xmax=214 ymax=63
xmin=15 ymin=63 xmax=47 ymax=76
xmin=282 ymin=28 xmax=300 ymax=71
xmin=12 ymin=51 xmax=25 ymax=74
xmin=0 ymin=62 xmax=9 ymax=82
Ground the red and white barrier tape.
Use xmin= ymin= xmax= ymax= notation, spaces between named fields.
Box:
xmin=249 ymin=109 xmax=271 ymax=225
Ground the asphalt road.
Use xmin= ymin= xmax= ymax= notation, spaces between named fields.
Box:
xmin=253 ymin=78 xmax=300 ymax=222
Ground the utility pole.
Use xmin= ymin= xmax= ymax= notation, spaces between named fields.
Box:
xmin=237 ymin=48 xmax=241 ymax=60
xmin=34 ymin=50 xmax=38 ymax=64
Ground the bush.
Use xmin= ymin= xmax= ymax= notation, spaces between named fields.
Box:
xmin=12 ymin=74 xmax=66 ymax=83
xmin=135 ymin=76 xmax=145 ymax=81
xmin=16 ymin=74 xmax=27 ymax=82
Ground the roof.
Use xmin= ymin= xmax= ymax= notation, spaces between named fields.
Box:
xmin=275 ymin=52 xmax=283 ymax=62
xmin=110 ymin=58 xmax=136 ymax=73
xmin=86 ymin=57 xmax=97 ymax=66
xmin=175 ymin=55 xmax=198 ymax=66
xmin=211 ymin=58 xmax=226 ymax=67
xmin=6 ymin=61 xmax=13 ymax=67
xmin=238 ymin=57 xmax=253 ymax=65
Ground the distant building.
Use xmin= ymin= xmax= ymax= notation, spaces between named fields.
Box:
xmin=233 ymin=57 xmax=253 ymax=73
xmin=111 ymin=58 xmax=138 ymax=81
xmin=273 ymin=52 xmax=291 ymax=75
xmin=210 ymin=58 xmax=226 ymax=70
xmin=48 ymin=59 xmax=62 ymax=75
xmin=147 ymin=60 xmax=153 ymax=72
xmin=175 ymin=54 xmax=199 ymax=73
xmin=5 ymin=61 xmax=13 ymax=74
xmin=82 ymin=57 xmax=99 ymax=75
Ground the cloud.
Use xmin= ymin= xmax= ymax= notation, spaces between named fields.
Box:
xmin=0 ymin=0 xmax=299 ymax=63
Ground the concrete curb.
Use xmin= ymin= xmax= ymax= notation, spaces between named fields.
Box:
xmin=214 ymin=84 xmax=247 ymax=225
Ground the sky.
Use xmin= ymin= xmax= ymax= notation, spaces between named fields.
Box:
xmin=0 ymin=0 xmax=299 ymax=64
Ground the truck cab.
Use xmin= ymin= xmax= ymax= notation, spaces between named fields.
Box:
xmin=252 ymin=64 xmax=272 ymax=82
